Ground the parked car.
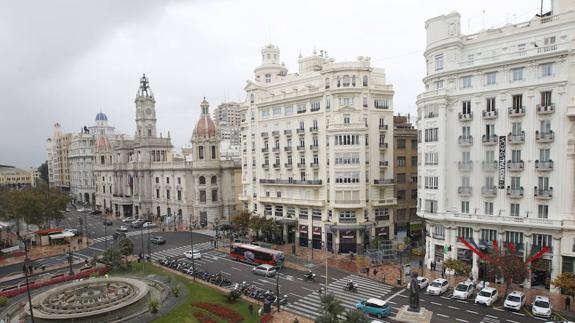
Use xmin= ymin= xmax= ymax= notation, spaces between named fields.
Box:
xmin=65 ymin=229 xmax=82 ymax=237
xmin=103 ymin=219 xmax=113 ymax=226
xmin=532 ymin=295 xmax=552 ymax=318
xmin=90 ymin=210 xmax=102 ymax=215
xmin=131 ymin=220 xmax=144 ymax=228
xmin=504 ymin=291 xmax=526 ymax=311
xmin=117 ymin=225 xmax=128 ymax=232
xmin=426 ymin=278 xmax=449 ymax=295
xmin=122 ymin=217 xmax=135 ymax=223
xmin=407 ymin=276 xmax=429 ymax=289
xmin=453 ymin=281 xmax=475 ymax=300
xmin=355 ymin=298 xmax=391 ymax=319
xmin=143 ymin=222 xmax=157 ymax=228
xmin=252 ymin=264 xmax=276 ymax=277
xmin=475 ymin=287 xmax=499 ymax=306
xmin=184 ymin=249 xmax=202 ymax=260
xmin=150 ymin=236 xmax=166 ymax=245
xmin=113 ymin=232 xmax=126 ymax=240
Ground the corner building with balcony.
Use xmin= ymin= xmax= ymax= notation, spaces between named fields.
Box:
xmin=417 ymin=1 xmax=575 ymax=292
xmin=240 ymin=45 xmax=396 ymax=254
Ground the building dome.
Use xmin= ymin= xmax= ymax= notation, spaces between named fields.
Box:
xmin=192 ymin=98 xmax=217 ymax=139
xmin=95 ymin=112 xmax=108 ymax=121
xmin=94 ymin=135 xmax=112 ymax=151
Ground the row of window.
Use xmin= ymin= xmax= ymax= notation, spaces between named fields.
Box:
xmin=396 ymin=139 xmax=418 ymax=149
xmin=457 ymin=63 xmax=554 ymax=90
xmin=424 ymin=198 xmax=551 ymax=219
xmin=444 ymin=225 xmax=553 ymax=250
xmin=423 ymin=149 xmax=552 ymax=167
xmin=155 ymin=188 xmax=183 ymax=201
xmin=155 ymin=176 xmax=183 ymax=185
xmin=396 ymin=156 xmax=417 ymax=167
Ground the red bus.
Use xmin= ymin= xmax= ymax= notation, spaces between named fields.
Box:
xmin=230 ymin=243 xmax=285 ymax=267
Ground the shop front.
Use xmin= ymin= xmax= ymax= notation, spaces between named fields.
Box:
xmin=299 ymin=225 xmax=308 ymax=247
xmin=312 ymin=226 xmax=322 ymax=249
xmin=339 ymin=230 xmax=357 ymax=254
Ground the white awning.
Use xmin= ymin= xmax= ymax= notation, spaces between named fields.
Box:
xmin=48 ymin=231 xmax=75 ymax=239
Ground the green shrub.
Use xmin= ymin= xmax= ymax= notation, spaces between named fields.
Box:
xmin=0 ymin=296 xmax=7 ymax=307
xmin=172 ymin=285 xmax=180 ymax=297
xmin=148 ymin=298 xmax=159 ymax=313
xmin=226 ymin=289 xmax=240 ymax=303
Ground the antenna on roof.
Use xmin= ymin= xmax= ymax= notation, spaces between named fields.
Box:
xmin=482 ymin=10 xmax=486 ymax=30
xmin=540 ymin=0 xmax=543 ymax=16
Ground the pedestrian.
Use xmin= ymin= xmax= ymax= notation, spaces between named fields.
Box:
xmin=28 ymin=264 xmax=33 ymax=274
xmin=248 ymin=303 xmax=253 ymax=315
xmin=566 ymin=295 xmax=571 ymax=311
xmin=431 ymin=260 xmax=435 ymax=271
xmin=373 ymin=268 xmax=378 ymax=277
xmin=366 ymin=268 xmax=370 ymax=277
xmin=441 ymin=267 xmax=446 ymax=279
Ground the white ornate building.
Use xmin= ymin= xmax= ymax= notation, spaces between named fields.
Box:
xmin=240 ymin=45 xmax=396 ymax=253
xmin=93 ymin=75 xmax=240 ymax=228
xmin=46 ymin=123 xmax=71 ymax=190
xmin=417 ymin=0 xmax=575 ymax=292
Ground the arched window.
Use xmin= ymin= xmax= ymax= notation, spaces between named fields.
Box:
xmin=147 ymin=129 xmax=152 ymax=137
xmin=199 ymin=176 xmax=206 ymax=185
xmin=325 ymin=78 xmax=330 ymax=89
xmin=250 ymin=93 xmax=255 ymax=104
xmin=342 ymin=75 xmax=350 ymax=87
xmin=351 ymin=75 xmax=356 ymax=87
xmin=363 ymin=75 xmax=368 ymax=87
xmin=211 ymin=176 xmax=217 ymax=185
xmin=337 ymin=76 xmax=341 ymax=87
xmin=198 ymin=146 xmax=204 ymax=159
xmin=156 ymin=206 xmax=161 ymax=216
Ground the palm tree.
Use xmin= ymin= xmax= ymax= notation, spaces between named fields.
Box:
xmin=316 ymin=293 xmax=344 ymax=323
xmin=343 ymin=309 xmax=369 ymax=323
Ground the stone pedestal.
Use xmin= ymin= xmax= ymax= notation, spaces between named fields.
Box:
xmin=394 ymin=305 xmax=432 ymax=323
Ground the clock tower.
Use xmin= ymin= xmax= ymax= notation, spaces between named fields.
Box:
xmin=135 ymin=74 xmax=157 ymax=139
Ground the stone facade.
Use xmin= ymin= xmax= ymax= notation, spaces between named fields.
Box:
xmin=46 ymin=123 xmax=71 ymax=190
xmin=240 ymin=45 xmax=397 ymax=253
xmin=213 ymin=102 xmax=241 ymax=147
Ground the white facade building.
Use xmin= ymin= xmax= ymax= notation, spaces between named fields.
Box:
xmin=417 ymin=1 xmax=575 ymax=292
xmin=240 ymin=45 xmax=396 ymax=253
xmin=46 ymin=123 xmax=71 ymax=190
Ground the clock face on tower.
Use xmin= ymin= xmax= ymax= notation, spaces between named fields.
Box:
xmin=145 ymin=108 xmax=152 ymax=116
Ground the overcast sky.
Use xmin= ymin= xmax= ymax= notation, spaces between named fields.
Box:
xmin=0 ymin=0 xmax=549 ymax=169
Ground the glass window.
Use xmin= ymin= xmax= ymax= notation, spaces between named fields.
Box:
xmin=511 ymin=67 xmax=524 ymax=81
xmin=541 ymin=63 xmax=553 ymax=77
xmin=461 ymin=75 xmax=472 ymax=88
xmin=485 ymin=72 xmax=497 ymax=85
xmin=435 ymin=54 xmax=444 ymax=71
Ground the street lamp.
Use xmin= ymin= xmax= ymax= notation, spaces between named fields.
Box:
xmin=65 ymin=244 xmax=75 ymax=276
xmin=21 ymin=238 xmax=34 ymax=323
xmin=190 ymin=214 xmax=196 ymax=281
xmin=275 ymin=268 xmax=281 ymax=312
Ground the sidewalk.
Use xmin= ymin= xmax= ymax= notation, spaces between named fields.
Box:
xmin=0 ymin=237 xmax=87 ymax=268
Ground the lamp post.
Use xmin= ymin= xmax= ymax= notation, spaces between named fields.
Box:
xmin=104 ymin=222 xmax=108 ymax=251
xmin=275 ymin=268 xmax=281 ymax=312
xmin=22 ymin=238 xmax=35 ymax=323
xmin=190 ymin=214 xmax=196 ymax=281
xmin=65 ymin=244 xmax=74 ymax=276
xmin=480 ymin=246 xmax=487 ymax=289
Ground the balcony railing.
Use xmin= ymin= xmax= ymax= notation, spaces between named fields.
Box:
xmin=379 ymin=161 xmax=389 ymax=167
xmin=310 ymin=145 xmax=319 ymax=151
xmin=535 ymin=160 xmax=553 ymax=171
xmin=379 ymin=124 xmax=388 ymax=130
xmin=262 ymin=163 xmax=269 ymax=170
xmin=309 ymin=127 xmax=319 ymax=133
xmin=310 ymin=163 xmax=319 ymax=169
xmin=458 ymin=112 xmax=473 ymax=121
xmin=481 ymin=186 xmax=497 ymax=197
xmin=482 ymin=160 xmax=498 ymax=171
xmin=379 ymin=142 xmax=388 ymax=149
xmin=339 ymin=217 xmax=358 ymax=223
xmin=534 ymin=186 xmax=553 ymax=199
xmin=374 ymin=179 xmax=394 ymax=185
xmin=536 ymin=103 xmax=555 ymax=115
xmin=536 ymin=130 xmax=554 ymax=143
xmin=482 ymin=109 xmax=498 ymax=120
xmin=261 ymin=148 xmax=269 ymax=153
xmin=296 ymin=128 xmax=305 ymax=134
xmin=284 ymin=129 xmax=292 ymax=135
xmin=284 ymin=163 xmax=292 ymax=169
xmin=284 ymin=146 xmax=292 ymax=152
xmin=458 ymin=186 xmax=472 ymax=196
xmin=297 ymin=146 xmax=306 ymax=151
xmin=272 ymin=147 xmax=280 ymax=152
xmin=272 ymin=131 xmax=280 ymax=137
xmin=507 ymin=160 xmax=524 ymax=171
xmin=482 ymin=134 xmax=498 ymax=145
xmin=458 ymin=136 xmax=473 ymax=146
xmin=508 ymin=106 xmax=526 ymax=117
xmin=259 ymin=179 xmax=322 ymax=185
xmin=432 ymin=234 xmax=445 ymax=240
xmin=297 ymin=163 xmax=306 ymax=169
xmin=506 ymin=186 xmax=524 ymax=198
xmin=458 ymin=161 xmax=473 ymax=171
xmin=261 ymin=132 xmax=269 ymax=138
xmin=507 ymin=131 xmax=525 ymax=144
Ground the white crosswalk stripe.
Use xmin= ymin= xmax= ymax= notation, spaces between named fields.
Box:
xmin=284 ymin=274 xmax=394 ymax=320
xmin=91 ymin=229 xmax=157 ymax=244
xmin=480 ymin=316 xmax=500 ymax=323
xmin=150 ymin=242 xmax=214 ymax=261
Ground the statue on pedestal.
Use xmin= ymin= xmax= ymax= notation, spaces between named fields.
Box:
xmin=408 ymin=271 xmax=420 ymax=312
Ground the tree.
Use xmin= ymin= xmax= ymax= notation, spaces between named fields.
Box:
xmin=102 ymin=247 xmax=122 ymax=269
xmin=315 ymin=293 xmax=344 ymax=323
xmin=119 ymin=238 xmax=134 ymax=265
xmin=343 ymin=309 xmax=369 ymax=323
xmin=443 ymin=258 xmax=471 ymax=277
xmin=231 ymin=210 xmax=251 ymax=238
xmin=488 ymin=246 xmax=529 ymax=296
xmin=552 ymin=272 xmax=575 ymax=295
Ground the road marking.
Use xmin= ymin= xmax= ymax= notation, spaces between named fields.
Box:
xmin=466 ymin=310 xmax=478 ymax=314
xmin=297 ymin=278 xmax=303 ymax=281
xmin=231 ymin=267 xmax=242 ymax=271
xmin=388 ymin=301 xmax=396 ymax=304
xmin=456 ymin=300 xmax=467 ymax=304
xmin=448 ymin=305 xmax=460 ymax=310
xmin=493 ymin=308 xmax=504 ymax=311
xmin=430 ymin=301 xmax=442 ymax=306
xmin=88 ymin=246 xmax=104 ymax=251
xmin=436 ymin=313 xmax=449 ymax=318
xmin=511 ymin=312 xmax=524 ymax=316
xmin=383 ymin=288 xmax=405 ymax=302
xmin=441 ymin=296 xmax=451 ymax=300
xmin=486 ymin=315 xmax=498 ymax=318
xmin=506 ymin=320 xmax=519 ymax=323
xmin=398 ymin=294 xmax=408 ymax=298
xmin=289 ymin=293 xmax=304 ymax=298
xmin=301 ymin=287 xmax=316 ymax=292
xmin=319 ymin=275 xmax=326 ymax=278
xmin=252 ymin=281 xmax=264 ymax=286
xmin=455 ymin=319 xmax=468 ymax=323
xmin=221 ymin=271 xmax=231 ymax=276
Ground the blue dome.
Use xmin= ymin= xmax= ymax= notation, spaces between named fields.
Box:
xmin=95 ymin=112 xmax=108 ymax=121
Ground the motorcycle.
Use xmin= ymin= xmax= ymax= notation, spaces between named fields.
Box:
xmin=344 ymin=281 xmax=358 ymax=292
xmin=304 ymin=271 xmax=316 ymax=281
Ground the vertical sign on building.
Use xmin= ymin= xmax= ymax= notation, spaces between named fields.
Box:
xmin=498 ymin=136 xmax=506 ymax=189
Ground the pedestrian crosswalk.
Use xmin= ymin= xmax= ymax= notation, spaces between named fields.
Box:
xmin=33 ymin=253 xmax=90 ymax=268
xmin=150 ymin=242 xmax=214 ymax=261
xmin=285 ymin=274 xmax=395 ymax=320
xmin=91 ymin=229 xmax=155 ymax=244
xmin=480 ymin=315 xmax=500 ymax=323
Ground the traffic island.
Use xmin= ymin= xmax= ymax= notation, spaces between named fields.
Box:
xmin=394 ymin=305 xmax=432 ymax=322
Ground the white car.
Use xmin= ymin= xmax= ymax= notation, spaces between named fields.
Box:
xmin=184 ymin=250 xmax=201 ymax=260
xmin=143 ymin=221 xmax=157 ymax=228
xmin=426 ymin=278 xmax=449 ymax=295
xmin=475 ymin=287 xmax=499 ymax=306
xmin=407 ymin=277 xmax=429 ymax=289
xmin=453 ymin=281 xmax=475 ymax=300
xmin=504 ymin=291 xmax=526 ymax=311
xmin=532 ymin=295 xmax=552 ymax=318
xmin=252 ymin=264 xmax=276 ymax=277
xmin=117 ymin=225 xmax=128 ymax=232
xmin=122 ymin=217 xmax=134 ymax=223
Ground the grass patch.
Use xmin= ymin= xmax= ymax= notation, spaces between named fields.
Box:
xmin=116 ymin=262 xmax=261 ymax=323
